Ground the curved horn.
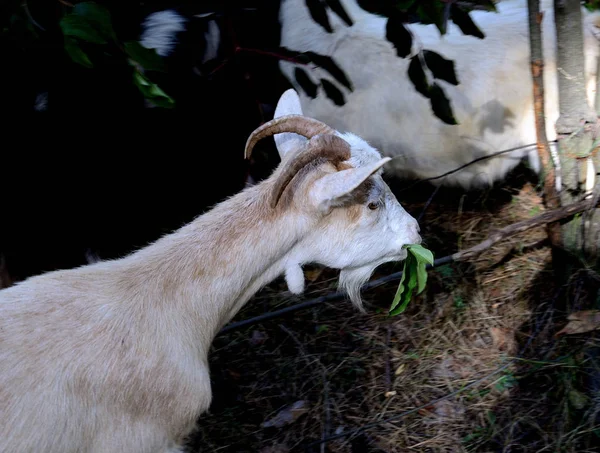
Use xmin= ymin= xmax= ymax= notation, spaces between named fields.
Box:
xmin=244 ymin=114 xmax=336 ymax=160
xmin=270 ymin=134 xmax=351 ymax=209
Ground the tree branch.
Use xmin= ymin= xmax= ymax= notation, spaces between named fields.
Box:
xmin=219 ymin=197 xmax=599 ymax=335
xmin=527 ymin=0 xmax=561 ymax=245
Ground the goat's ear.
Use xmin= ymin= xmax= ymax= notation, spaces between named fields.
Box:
xmin=274 ymin=89 xmax=308 ymax=159
xmin=310 ymin=157 xmax=392 ymax=211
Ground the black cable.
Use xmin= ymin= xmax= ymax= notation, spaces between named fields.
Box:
xmin=217 ymin=255 xmax=455 ymax=335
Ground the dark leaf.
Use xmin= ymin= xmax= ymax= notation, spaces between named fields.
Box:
xmin=133 ymin=69 xmax=175 ymax=108
xmin=477 ymin=0 xmax=498 ymax=12
xmin=325 ymin=0 xmax=353 ymax=26
xmin=389 ymin=254 xmax=417 ymax=316
xmin=320 ymin=78 xmax=346 ymax=106
xmin=63 ymin=37 xmax=93 ymax=68
xmin=304 ymin=51 xmax=353 ymax=91
xmin=356 ymin=0 xmax=394 ymax=17
xmin=294 ymin=67 xmax=319 ymax=98
xmin=276 ymin=46 xmax=312 ymax=65
xmin=416 ymin=1 xmax=446 ymax=35
xmin=423 ymin=50 xmax=459 ymax=85
xmin=407 ymin=55 xmax=430 ymax=98
xmin=385 ymin=13 xmax=412 ymax=58
xmin=429 ymin=83 xmax=458 ymax=125
xmin=450 ymin=4 xmax=485 ymax=39
xmin=395 ymin=0 xmax=417 ymax=10
xmin=59 ymin=15 xmax=107 ymax=44
xmin=305 ymin=0 xmax=333 ymax=33
xmin=124 ymin=41 xmax=167 ymax=72
xmin=72 ymin=1 xmax=116 ymax=41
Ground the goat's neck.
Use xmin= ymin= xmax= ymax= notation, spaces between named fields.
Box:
xmin=121 ymin=183 xmax=312 ymax=351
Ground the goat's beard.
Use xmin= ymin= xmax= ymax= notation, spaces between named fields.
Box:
xmin=338 ymin=264 xmax=378 ymax=313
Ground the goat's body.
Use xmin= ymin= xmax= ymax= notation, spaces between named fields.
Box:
xmin=279 ymin=0 xmax=600 ymax=188
xmin=0 ymin=90 xmax=421 ymax=452
xmin=0 ymin=183 xmax=312 ymax=452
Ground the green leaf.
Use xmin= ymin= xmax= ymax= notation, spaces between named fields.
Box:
xmin=389 ymin=253 xmax=417 ymax=316
xmin=416 ymin=1 xmax=446 ymax=35
xmin=389 ymin=244 xmax=434 ymax=316
xmin=133 ymin=70 xmax=175 ymax=109
xmin=73 ymin=1 xmax=116 ymax=40
xmin=64 ymin=37 xmax=93 ymax=68
xmin=124 ymin=41 xmax=167 ymax=72
xmin=406 ymin=243 xmax=434 ymax=266
xmin=60 ymin=15 xmax=107 ymax=44
xmin=409 ymin=244 xmax=434 ymax=294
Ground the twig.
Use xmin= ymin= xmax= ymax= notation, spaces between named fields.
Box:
xmin=527 ymin=0 xmax=561 ymax=244
xmin=218 ymin=197 xmax=597 ymax=335
xmin=22 ymin=1 xmax=46 ymax=31
xmin=451 ymin=197 xmax=594 ymax=262
xmin=417 ymin=184 xmax=441 ymax=222
xmin=398 ymin=142 xmax=553 ymax=191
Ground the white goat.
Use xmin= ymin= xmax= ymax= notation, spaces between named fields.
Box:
xmin=0 ymin=89 xmax=421 ymax=453
xmin=279 ymin=0 xmax=600 ymax=189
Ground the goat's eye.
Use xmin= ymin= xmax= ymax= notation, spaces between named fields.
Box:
xmin=368 ymin=201 xmax=379 ymax=210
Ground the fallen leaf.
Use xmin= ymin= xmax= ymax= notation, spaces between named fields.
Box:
xmin=259 ymin=443 xmax=289 ymax=453
xmin=555 ymin=310 xmax=600 ymax=336
xmin=261 ymin=400 xmax=309 ymax=428
xmin=568 ymin=389 xmax=588 ymax=409
xmin=490 ymin=326 xmax=515 ymax=352
xmin=384 ymin=391 xmax=397 ymax=398
xmin=395 ymin=364 xmax=406 ymax=376
xmin=250 ymin=330 xmax=269 ymax=346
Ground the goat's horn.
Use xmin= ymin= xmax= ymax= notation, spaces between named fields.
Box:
xmin=270 ymin=134 xmax=351 ymax=209
xmin=244 ymin=114 xmax=336 ymax=160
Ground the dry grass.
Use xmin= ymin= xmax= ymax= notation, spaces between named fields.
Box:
xmin=186 ymin=166 xmax=600 ymax=453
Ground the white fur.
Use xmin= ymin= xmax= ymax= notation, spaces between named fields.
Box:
xmin=0 ymin=89 xmax=421 ymax=452
xmin=141 ymin=10 xmax=188 ymax=57
xmin=279 ymin=0 xmax=600 ymax=189
xmin=140 ymin=9 xmax=220 ymax=64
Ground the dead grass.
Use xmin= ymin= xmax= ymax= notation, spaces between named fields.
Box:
xmin=186 ymin=165 xmax=600 ymax=452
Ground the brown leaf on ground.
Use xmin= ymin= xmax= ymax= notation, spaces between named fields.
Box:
xmin=261 ymin=400 xmax=310 ymax=428
xmin=555 ymin=310 xmax=600 ymax=336
xmin=490 ymin=326 xmax=516 ymax=352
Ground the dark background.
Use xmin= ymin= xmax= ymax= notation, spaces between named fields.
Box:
xmin=0 ymin=0 xmax=289 ymax=283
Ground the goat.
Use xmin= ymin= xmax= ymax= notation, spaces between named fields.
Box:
xmin=278 ymin=0 xmax=600 ymax=189
xmin=0 ymin=88 xmax=421 ymax=453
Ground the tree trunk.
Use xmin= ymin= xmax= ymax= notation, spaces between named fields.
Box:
xmin=554 ymin=0 xmax=600 ymax=266
xmin=527 ymin=0 xmax=561 ymax=246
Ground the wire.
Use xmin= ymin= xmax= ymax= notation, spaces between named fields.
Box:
xmin=217 ymin=255 xmax=454 ymax=335
xmin=397 ymin=141 xmax=553 ymax=191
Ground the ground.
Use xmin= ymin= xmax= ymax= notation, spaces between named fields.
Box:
xmin=187 ymin=165 xmax=600 ymax=453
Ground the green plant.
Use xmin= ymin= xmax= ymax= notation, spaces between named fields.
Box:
xmin=389 ymin=244 xmax=434 ymax=315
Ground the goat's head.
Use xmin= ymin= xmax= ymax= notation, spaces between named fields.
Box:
xmin=245 ymin=89 xmax=422 ymax=310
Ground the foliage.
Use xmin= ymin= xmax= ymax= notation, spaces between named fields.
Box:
xmin=298 ymin=0 xmax=499 ymax=124
xmin=2 ymin=0 xmax=499 ymax=124
xmin=388 ymin=243 xmax=434 ymax=315
xmin=58 ymin=1 xmax=173 ymax=107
